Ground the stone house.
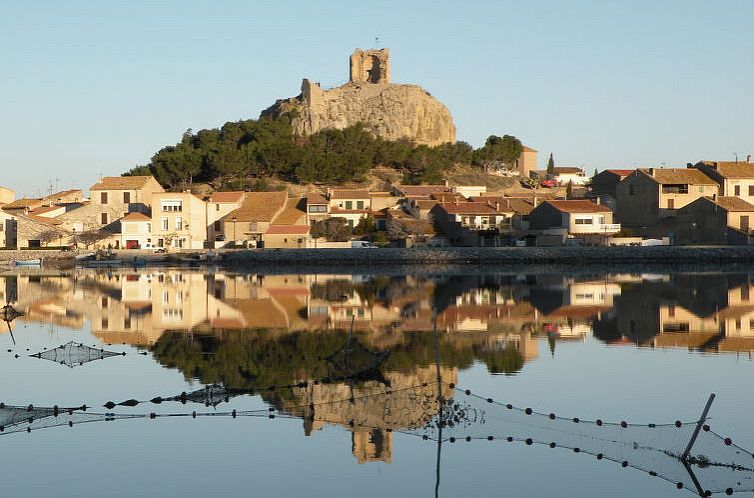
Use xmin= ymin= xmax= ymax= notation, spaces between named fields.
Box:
xmin=591 ymin=169 xmax=634 ymax=214
xmin=675 ymin=196 xmax=754 ymax=245
xmin=616 ymin=168 xmax=717 ymax=228
xmin=14 ymin=213 xmax=68 ymax=248
xmin=206 ymin=191 xmax=247 ymax=246
xmin=470 ymin=196 xmax=537 ymax=231
xmin=264 ymin=225 xmax=311 ymax=249
xmin=691 ymin=161 xmax=754 ymax=199
xmin=151 ymin=192 xmax=208 ymax=250
xmin=0 ymin=210 xmax=16 ymax=248
xmin=1 ymin=198 xmax=44 ymax=216
xmin=528 ymin=200 xmax=619 ymax=245
xmin=224 ymin=191 xmax=289 ymax=248
xmin=89 ymin=176 xmax=164 ymax=222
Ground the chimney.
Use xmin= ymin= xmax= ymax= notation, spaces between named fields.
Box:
xmin=748 ymin=154 xmax=752 ymax=163
xmin=649 ymin=168 xmax=654 ymax=177
xmin=454 ymin=197 xmax=459 ymax=206
xmin=596 ymin=196 xmax=601 ymax=205
xmin=495 ymin=201 xmax=500 ymax=211
xmin=712 ymin=193 xmax=717 ymax=201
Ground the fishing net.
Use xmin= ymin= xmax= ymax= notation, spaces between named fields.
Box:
xmin=29 ymin=341 xmax=123 ymax=368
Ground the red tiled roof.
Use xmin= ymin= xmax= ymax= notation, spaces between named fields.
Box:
xmin=606 ymin=169 xmax=634 ymax=177
xmin=329 ymin=189 xmax=370 ymax=200
xmin=265 ymin=225 xmax=310 ymax=235
xmin=544 ymin=200 xmax=612 ymax=213
xmin=306 ymin=193 xmax=328 ymax=205
xmin=208 ymin=191 xmax=245 ymax=203
xmin=122 ymin=212 xmax=151 ymax=222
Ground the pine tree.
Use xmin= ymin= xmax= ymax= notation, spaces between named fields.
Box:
xmin=546 ymin=153 xmax=555 ymax=175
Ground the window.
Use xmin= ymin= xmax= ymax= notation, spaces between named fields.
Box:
xmin=735 ymin=186 xmax=741 ymax=196
xmin=749 ymin=186 xmax=754 ymax=196
xmin=123 ymin=192 xmax=131 ymax=204
xmin=176 ymin=217 xmax=183 ymax=230
xmin=662 ymin=184 xmax=688 ymax=194
xmin=742 ymin=285 xmax=750 ymax=302
xmin=216 ymin=204 xmax=220 ymax=211
xmin=160 ymin=218 xmax=168 ymax=230
xmin=214 ymin=221 xmax=221 ymax=231
xmin=356 ymin=200 xmax=364 ymax=209
xmin=161 ymin=200 xmax=183 ymax=212
xmin=699 ymin=186 xmax=704 ymax=193
xmin=575 ymin=218 xmax=593 ymax=224
xmin=124 ymin=316 xmax=131 ymax=330
xmin=0 ymin=222 xmax=3 ymax=231
xmin=309 ymin=205 xmax=327 ymax=213
xmin=101 ymin=318 xmax=108 ymax=330
xmin=101 ymin=212 xmax=109 ymax=225
xmin=101 ymin=192 xmax=108 ymax=204
xmin=146 ymin=223 xmax=151 ymax=233
xmin=345 ymin=201 xmax=353 ymax=209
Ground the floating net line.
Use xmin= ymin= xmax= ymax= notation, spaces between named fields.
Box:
xmin=29 ymin=341 xmax=124 ymax=368
xmin=3 ymin=382 xmax=754 ymax=496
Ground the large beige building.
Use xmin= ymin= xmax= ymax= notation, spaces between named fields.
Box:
xmin=692 ymin=161 xmax=754 ymax=199
xmin=151 ymin=192 xmax=207 ymax=250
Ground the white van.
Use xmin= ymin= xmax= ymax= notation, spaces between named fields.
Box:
xmin=351 ymin=240 xmax=378 ymax=249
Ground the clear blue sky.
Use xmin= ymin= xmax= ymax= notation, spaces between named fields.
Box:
xmin=2 ymin=0 xmax=753 ymax=196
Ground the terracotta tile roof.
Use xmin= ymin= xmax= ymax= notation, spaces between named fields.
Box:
xmin=265 ymin=225 xmax=310 ymax=235
xmin=329 ymin=189 xmax=370 ymax=200
xmin=271 ymin=198 xmax=307 ymax=225
xmin=640 ymin=168 xmax=716 ymax=185
xmin=544 ymin=200 xmax=612 ymax=213
xmin=122 ymin=212 xmax=152 ymax=221
xmin=605 ymin=169 xmax=635 ymax=177
xmin=431 ymin=192 xmax=466 ymax=202
xmin=21 ymin=213 xmax=63 ymax=226
xmin=413 ymin=199 xmax=439 ymax=209
xmin=467 ymin=196 xmax=536 ymax=215
xmin=306 ymin=193 xmax=328 ymax=205
xmin=227 ymin=191 xmax=287 ymax=222
xmin=368 ymin=191 xmax=393 ymax=197
xmin=44 ymin=189 xmax=82 ymax=200
xmin=708 ymin=196 xmax=754 ymax=212
xmin=29 ymin=205 xmax=64 ymax=216
xmin=208 ymin=191 xmax=246 ymax=203
xmin=701 ymin=162 xmax=754 ymax=179
xmin=2 ymin=198 xmax=42 ymax=210
xmin=90 ymin=176 xmax=157 ymax=190
xmin=394 ymin=185 xmax=451 ymax=197
xmin=554 ymin=167 xmax=585 ymax=174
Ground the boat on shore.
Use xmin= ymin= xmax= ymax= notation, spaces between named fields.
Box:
xmin=9 ymin=258 xmax=43 ymax=267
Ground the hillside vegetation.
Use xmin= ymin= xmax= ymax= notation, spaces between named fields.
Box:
xmin=126 ymin=116 xmax=524 ymax=190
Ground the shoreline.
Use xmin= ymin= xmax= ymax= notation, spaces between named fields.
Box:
xmin=3 ymin=246 xmax=754 ymax=271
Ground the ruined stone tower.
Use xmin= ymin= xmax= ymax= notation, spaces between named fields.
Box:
xmin=349 ymin=48 xmax=390 ymax=84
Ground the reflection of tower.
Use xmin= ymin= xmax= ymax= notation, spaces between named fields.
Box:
xmin=352 ymin=428 xmax=392 ymax=464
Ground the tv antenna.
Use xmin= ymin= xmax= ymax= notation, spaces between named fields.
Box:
xmin=375 ymin=36 xmax=380 ymax=48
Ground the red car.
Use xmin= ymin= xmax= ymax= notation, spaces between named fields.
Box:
xmin=541 ymin=179 xmax=558 ymax=188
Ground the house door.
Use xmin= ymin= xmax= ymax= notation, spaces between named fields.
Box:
xmin=667 ymin=199 xmax=674 ymax=209
xmin=742 ymin=216 xmax=750 ymax=232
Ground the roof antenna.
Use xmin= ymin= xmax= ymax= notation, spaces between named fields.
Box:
xmin=375 ymin=36 xmax=380 ymax=48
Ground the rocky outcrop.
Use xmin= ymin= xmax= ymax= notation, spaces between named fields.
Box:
xmin=261 ymin=49 xmax=456 ymax=147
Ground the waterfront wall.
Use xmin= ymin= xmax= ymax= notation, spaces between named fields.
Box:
xmin=225 ymin=246 xmax=754 ymax=267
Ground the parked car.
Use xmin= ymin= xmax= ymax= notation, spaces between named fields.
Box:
xmin=541 ymin=179 xmax=558 ymax=188
xmin=351 ymin=240 xmax=378 ymax=249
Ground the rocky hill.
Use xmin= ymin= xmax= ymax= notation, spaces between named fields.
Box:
xmin=261 ymin=48 xmax=456 ymax=147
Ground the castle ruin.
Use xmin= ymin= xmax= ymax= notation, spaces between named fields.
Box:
xmin=349 ymin=48 xmax=390 ymax=84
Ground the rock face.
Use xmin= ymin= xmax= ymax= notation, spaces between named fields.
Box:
xmin=261 ymin=49 xmax=456 ymax=147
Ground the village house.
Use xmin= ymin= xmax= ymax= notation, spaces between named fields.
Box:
xmin=528 ymin=199 xmax=619 ymax=245
xmin=120 ymin=212 xmax=153 ymax=249
xmin=223 ymin=191 xmax=288 ymax=248
xmin=552 ymin=167 xmax=589 ymax=186
xmin=675 ymin=196 xmax=754 ymax=245
xmin=470 ymin=196 xmax=538 ymax=231
xmin=90 ymin=176 xmax=164 ymax=222
xmin=691 ymin=160 xmax=754 ymax=199
xmin=328 ymin=189 xmax=371 ymax=228
xmin=151 ymin=192 xmax=208 ymax=250
xmin=0 ymin=209 xmax=16 ymax=248
xmin=591 ymin=169 xmax=633 ymax=214
xmin=306 ymin=193 xmax=330 ymax=225
xmin=206 ymin=191 xmax=247 ymax=247
xmin=262 ymin=197 xmax=310 ymax=249
xmin=431 ymin=200 xmax=516 ymax=246
xmin=390 ymin=184 xmax=452 ymax=199
xmin=616 ymin=168 xmax=717 ymax=230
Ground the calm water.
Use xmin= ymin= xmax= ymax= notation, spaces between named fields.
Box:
xmin=2 ymin=268 xmax=754 ymax=497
